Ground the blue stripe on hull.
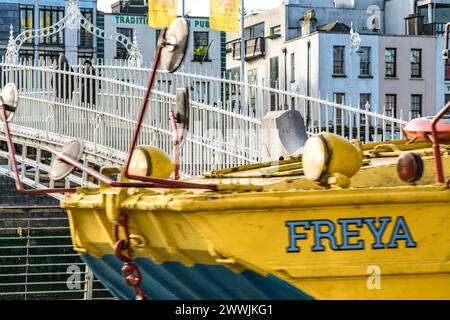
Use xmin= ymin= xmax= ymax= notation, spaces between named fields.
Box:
xmin=81 ymin=254 xmax=314 ymax=300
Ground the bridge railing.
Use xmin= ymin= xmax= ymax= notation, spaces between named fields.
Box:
xmin=0 ymin=58 xmax=406 ymax=176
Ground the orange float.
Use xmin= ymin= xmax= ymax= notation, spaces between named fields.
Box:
xmin=403 ymin=115 xmax=450 ymax=142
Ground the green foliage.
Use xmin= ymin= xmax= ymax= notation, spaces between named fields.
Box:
xmin=193 ymin=45 xmax=209 ymax=60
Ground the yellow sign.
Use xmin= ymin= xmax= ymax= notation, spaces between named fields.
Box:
xmin=210 ymin=0 xmax=239 ymax=33
xmin=148 ymin=0 xmax=177 ymax=29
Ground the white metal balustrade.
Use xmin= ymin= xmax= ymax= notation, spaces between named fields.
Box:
xmin=0 ymin=58 xmax=407 ymax=181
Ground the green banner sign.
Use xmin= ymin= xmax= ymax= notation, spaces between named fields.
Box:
xmin=113 ymin=16 xmax=149 ymax=25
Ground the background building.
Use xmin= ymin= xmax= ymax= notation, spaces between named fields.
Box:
xmin=0 ymin=0 xmax=97 ymax=63
xmin=227 ymin=1 xmax=446 ymax=118
xmin=100 ymin=13 xmax=225 ymax=76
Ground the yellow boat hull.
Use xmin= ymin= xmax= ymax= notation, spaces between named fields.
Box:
xmin=63 ymin=185 xmax=450 ymax=300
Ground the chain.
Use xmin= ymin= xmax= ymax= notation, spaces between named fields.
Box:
xmin=113 ymin=212 xmax=149 ymax=300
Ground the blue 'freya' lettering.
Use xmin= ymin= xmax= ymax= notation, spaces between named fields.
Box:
xmin=286 ymin=221 xmax=310 ymax=253
xmin=363 ymin=217 xmax=391 ymax=249
xmin=338 ymin=219 xmax=364 ymax=250
xmin=286 ymin=216 xmax=416 ymax=253
xmin=388 ymin=217 xmax=417 ymax=248
xmin=311 ymin=220 xmax=339 ymax=251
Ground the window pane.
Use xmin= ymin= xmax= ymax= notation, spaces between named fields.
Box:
xmin=385 ymin=48 xmax=396 ymax=77
xmin=360 ymin=93 xmax=371 ymax=109
xmin=79 ymin=9 xmax=93 ymax=47
xmin=446 ymin=64 xmax=450 ymax=81
xmin=359 ymin=47 xmax=371 ymax=76
xmin=334 ymin=93 xmax=345 ymax=124
xmin=333 ymin=46 xmax=345 ymax=75
xmin=245 ymin=23 xmax=265 ymax=39
xmin=248 ymin=69 xmax=257 ymax=115
xmin=411 ymin=95 xmax=422 ymax=119
xmin=39 ymin=6 xmax=64 ymax=45
xmin=385 ymin=94 xmax=397 ymax=117
xmin=193 ymin=31 xmax=210 ymax=61
xmin=411 ymin=49 xmax=421 ymax=78
xmin=155 ymin=29 xmax=161 ymax=49
xmin=290 ymin=53 xmax=295 ymax=82
xmin=270 ymin=56 xmax=279 ymax=87
xmin=270 ymin=57 xmax=279 ymax=110
xmin=20 ymin=5 xmax=34 ymax=44
xmin=116 ymin=28 xmax=133 ymax=59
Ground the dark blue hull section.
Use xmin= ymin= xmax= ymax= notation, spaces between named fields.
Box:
xmin=82 ymin=254 xmax=314 ymax=300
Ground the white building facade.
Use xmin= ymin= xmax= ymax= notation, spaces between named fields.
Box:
xmin=227 ymin=2 xmax=443 ymax=119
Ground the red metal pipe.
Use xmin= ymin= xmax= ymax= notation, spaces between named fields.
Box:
xmin=43 ymin=146 xmax=159 ymax=189
xmin=124 ymin=30 xmax=167 ymax=177
xmin=126 ymin=174 xmax=216 ymax=190
xmin=169 ymin=109 xmax=180 ymax=181
xmin=1 ymin=107 xmax=76 ymax=194
xmin=120 ymin=29 xmax=217 ymax=191
xmin=431 ymin=101 xmax=450 ymax=184
xmin=45 ymin=145 xmax=215 ymax=190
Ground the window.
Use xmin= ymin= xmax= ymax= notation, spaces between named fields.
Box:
xmin=116 ymin=27 xmax=133 ymax=59
xmin=360 ymin=93 xmax=371 ymax=126
xmin=270 ymin=56 xmax=279 ymax=88
xmin=248 ymin=69 xmax=257 ymax=115
xmin=155 ymin=29 xmax=162 ymax=49
xmin=79 ymin=9 xmax=93 ymax=48
xmin=446 ymin=94 xmax=450 ymax=104
xmin=360 ymin=93 xmax=371 ymax=110
xmin=39 ymin=6 xmax=65 ymax=45
xmin=38 ymin=50 xmax=64 ymax=62
xmin=333 ymin=46 xmax=345 ymax=75
xmin=193 ymin=31 xmax=210 ymax=62
xmin=385 ymin=48 xmax=397 ymax=77
xmin=290 ymin=53 xmax=295 ymax=83
xmin=359 ymin=47 xmax=371 ymax=76
xmin=334 ymin=93 xmax=345 ymax=124
xmin=20 ymin=5 xmax=34 ymax=44
xmin=270 ymin=25 xmax=281 ymax=37
xmin=245 ymin=23 xmax=264 ymax=40
xmin=270 ymin=56 xmax=279 ymax=110
xmin=78 ymin=51 xmax=93 ymax=63
xmin=411 ymin=49 xmax=422 ymax=78
xmin=446 ymin=63 xmax=450 ymax=81
xmin=385 ymin=94 xmax=397 ymax=117
xmin=19 ymin=50 xmax=34 ymax=62
xmin=411 ymin=95 xmax=422 ymax=119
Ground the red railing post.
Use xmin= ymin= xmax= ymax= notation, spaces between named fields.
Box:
xmin=431 ymin=102 xmax=450 ymax=184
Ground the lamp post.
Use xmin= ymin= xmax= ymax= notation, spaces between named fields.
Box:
xmin=349 ymin=22 xmax=361 ymax=138
xmin=240 ymin=0 xmax=246 ymax=83
xmin=240 ymin=0 xmax=246 ymax=113
xmin=349 ymin=22 xmax=361 ymax=106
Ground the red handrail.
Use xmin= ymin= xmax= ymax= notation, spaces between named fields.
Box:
xmin=431 ymin=102 xmax=450 ymax=184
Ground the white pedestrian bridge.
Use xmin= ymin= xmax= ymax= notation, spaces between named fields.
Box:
xmin=0 ymin=59 xmax=407 ymax=199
